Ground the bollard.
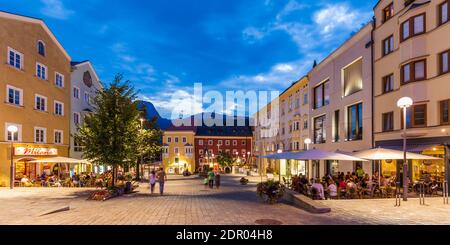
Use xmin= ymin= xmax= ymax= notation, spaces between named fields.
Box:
xmin=444 ymin=181 xmax=449 ymax=205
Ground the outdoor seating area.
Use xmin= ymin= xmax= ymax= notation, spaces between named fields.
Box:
xmin=16 ymin=171 xmax=115 ymax=188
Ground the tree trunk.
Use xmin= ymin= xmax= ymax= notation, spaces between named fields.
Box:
xmin=136 ymin=158 xmax=141 ymax=181
xmin=112 ymin=166 xmax=116 ymax=187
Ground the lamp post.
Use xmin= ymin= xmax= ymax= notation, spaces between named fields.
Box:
xmin=397 ymin=97 xmax=413 ymax=201
xmin=7 ymin=125 xmax=18 ymax=190
xmin=304 ymin=138 xmax=312 ymax=179
xmin=137 ymin=118 xmax=145 ymax=181
xmin=277 ymin=149 xmax=283 ymax=182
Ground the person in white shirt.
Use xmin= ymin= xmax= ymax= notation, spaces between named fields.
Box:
xmin=327 ymin=180 xmax=338 ymax=199
xmin=311 ymin=179 xmax=325 ymax=200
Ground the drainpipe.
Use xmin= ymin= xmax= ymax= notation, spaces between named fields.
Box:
xmin=371 ymin=17 xmax=376 ymax=175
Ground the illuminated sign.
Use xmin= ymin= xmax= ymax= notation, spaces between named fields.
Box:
xmin=14 ymin=147 xmax=58 ymax=156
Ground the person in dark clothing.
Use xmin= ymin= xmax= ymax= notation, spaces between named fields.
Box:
xmin=215 ymin=172 xmax=221 ymax=189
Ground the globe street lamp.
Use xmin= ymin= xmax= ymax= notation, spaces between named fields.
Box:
xmin=7 ymin=125 xmax=18 ymax=190
xmin=397 ymin=97 xmax=413 ymax=201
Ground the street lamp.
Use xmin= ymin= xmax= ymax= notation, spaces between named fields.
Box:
xmin=397 ymin=97 xmax=413 ymax=201
xmin=138 ymin=118 xmax=145 ymax=180
xmin=277 ymin=149 xmax=283 ymax=182
xmin=7 ymin=125 xmax=18 ymax=190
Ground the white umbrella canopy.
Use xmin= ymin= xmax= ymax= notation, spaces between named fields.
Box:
xmin=352 ymin=148 xmax=441 ymax=160
xmin=29 ymin=157 xmax=90 ymax=164
xmin=262 ymin=149 xmax=368 ymax=161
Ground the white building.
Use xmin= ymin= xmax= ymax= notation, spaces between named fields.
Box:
xmin=70 ymin=61 xmax=102 ymax=172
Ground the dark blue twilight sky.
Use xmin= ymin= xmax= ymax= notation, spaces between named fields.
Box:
xmin=1 ymin=0 xmax=377 ymax=118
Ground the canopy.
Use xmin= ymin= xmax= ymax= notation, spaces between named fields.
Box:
xmin=351 ymin=148 xmax=442 ymax=160
xmin=262 ymin=149 xmax=368 ymax=161
xmin=29 ymin=157 xmax=90 ymax=164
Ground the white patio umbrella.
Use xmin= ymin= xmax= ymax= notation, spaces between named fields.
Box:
xmin=351 ymin=147 xmax=442 ymax=184
xmin=29 ymin=157 xmax=90 ymax=178
xmin=262 ymin=149 xmax=368 ymax=161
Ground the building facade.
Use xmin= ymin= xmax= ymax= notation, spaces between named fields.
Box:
xmin=308 ymin=23 xmax=373 ymax=179
xmin=0 ymin=12 xmax=71 ymax=187
xmin=253 ymin=76 xmax=310 ymax=177
xmin=162 ymin=123 xmax=196 ymax=175
xmin=70 ymin=61 xmax=102 ymax=173
xmin=373 ymin=0 xmax=450 ymax=183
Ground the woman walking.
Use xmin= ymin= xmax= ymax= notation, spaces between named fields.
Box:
xmin=149 ymin=170 xmax=156 ymax=194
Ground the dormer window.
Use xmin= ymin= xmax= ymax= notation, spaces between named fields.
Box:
xmin=37 ymin=40 xmax=45 ymax=56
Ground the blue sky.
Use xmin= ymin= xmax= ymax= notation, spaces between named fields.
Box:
xmin=1 ymin=0 xmax=377 ymax=118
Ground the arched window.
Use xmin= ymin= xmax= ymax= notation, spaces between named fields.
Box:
xmin=37 ymin=41 xmax=45 ymax=56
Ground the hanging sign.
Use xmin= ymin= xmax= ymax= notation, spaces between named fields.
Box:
xmin=14 ymin=147 xmax=58 ymax=156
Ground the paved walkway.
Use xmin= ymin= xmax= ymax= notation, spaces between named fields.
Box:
xmin=0 ymin=175 xmax=449 ymax=225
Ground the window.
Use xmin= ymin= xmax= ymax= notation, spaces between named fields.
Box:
xmin=314 ymin=80 xmax=330 ymax=109
xmin=401 ymin=13 xmax=426 ymax=42
xmin=55 ymin=72 xmax=64 ymax=88
xmin=303 ymin=120 xmax=308 ymax=129
xmin=74 ymin=112 xmax=80 ymax=125
xmin=36 ymin=63 xmax=47 ymax=80
xmin=402 ymin=104 xmax=427 ymax=128
xmin=383 ymin=35 xmax=394 ymax=56
xmin=242 ymin=140 xmax=246 ymax=146
xmin=225 ymin=140 xmax=230 ymax=146
xmin=5 ymin=123 xmax=21 ymax=142
xmin=439 ymin=50 xmax=449 ymax=75
xmin=174 ymin=148 xmax=179 ymax=154
xmin=439 ymin=1 xmax=449 ymax=26
xmin=218 ymin=140 xmax=223 ymax=146
xmin=441 ymin=100 xmax=450 ymax=125
xmin=54 ymin=101 xmax=64 ymax=116
xmin=84 ymin=92 xmax=90 ymax=103
xmin=401 ymin=59 xmax=426 ymax=84
xmin=208 ymin=140 xmax=213 ymax=146
xmin=74 ymin=139 xmax=83 ymax=152
xmin=37 ymin=41 xmax=45 ymax=56
xmin=73 ymin=87 xmax=80 ymax=99
xmin=198 ymin=139 xmax=203 ymax=145
xmin=182 ymin=137 xmax=187 ymax=143
xmin=233 ymin=140 xmax=237 ymax=146
xmin=347 ymin=103 xmax=363 ymax=141
xmin=6 ymin=85 xmax=23 ymax=106
xmin=54 ymin=130 xmax=63 ymax=144
xmin=314 ymin=115 xmax=326 ymax=144
xmin=303 ymin=93 xmax=308 ymax=105
xmin=343 ymin=59 xmax=363 ymax=97
xmin=35 ymin=95 xmax=47 ymax=111
xmin=199 ymin=149 xmax=204 ymax=155
xmin=382 ymin=3 xmax=394 ymax=23
xmin=382 ymin=112 xmax=394 ymax=132
xmin=333 ymin=110 xmax=340 ymax=142
xmin=175 ymin=137 xmax=179 ymax=143
xmin=167 ymin=137 xmax=172 ymax=143
xmin=8 ymin=47 xmax=23 ymax=69
xmin=34 ymin=127 xmax=46 ymax=143
xmin=382 ymin=74 xmax=394 ymax=94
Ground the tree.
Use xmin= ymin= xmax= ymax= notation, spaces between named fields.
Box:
xmin=136 ymin=120 xmax=163 ymax=180
xmin=75 ymin=74 xmax=140 ymax=186
xmin=217 ymin=152 xmax=235 ymax=168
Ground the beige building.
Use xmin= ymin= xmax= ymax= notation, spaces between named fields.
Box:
xmin=373 ymin=0 xmax=450 ymax=183
xmin=253 ymin=76 xmax=310 ymax=177
xmin=0 ymin=11 xmax=71 ymax=187
xmin=308 ymin=23 xmax=373 ymax=179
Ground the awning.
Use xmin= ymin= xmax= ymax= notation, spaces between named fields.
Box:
xmin=28 ymin=157 xmax=90 ymax=164
xmin=351 ymin=148 xmax=441 ymax=160
xmin=262 ymin=149 xmax=368 ymax=161
xmin=376 ymin=137 xmax=450 ymax=153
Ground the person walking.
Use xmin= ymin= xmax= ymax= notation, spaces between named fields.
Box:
xmin=149 ymin=170 xmax=157 ymax=194
xmin=207 ymin=169 xmax=215 ymax=189
xmin=157 ymin=168 xmax=167 ymax=195
xmin=215 ymin=171 xmax=221 ymax=189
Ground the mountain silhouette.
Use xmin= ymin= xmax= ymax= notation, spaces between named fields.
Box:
xmin=137 ymin=100 xmax=172 ymax=130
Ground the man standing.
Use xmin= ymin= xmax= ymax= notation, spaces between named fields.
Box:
xmin=207 ymin=169 xmax=215 ymax=189
xmin=157 ymin=167 xmax=167 ymax=195
xmin=356 ymin=166 xmax=365 ymax=181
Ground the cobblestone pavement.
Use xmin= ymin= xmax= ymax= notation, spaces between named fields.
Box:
xmin=0 ymin=175 xmax=448 ymax=225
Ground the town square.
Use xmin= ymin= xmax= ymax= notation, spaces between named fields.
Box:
xmin=1 ymin=0 xmax=450 ymax=231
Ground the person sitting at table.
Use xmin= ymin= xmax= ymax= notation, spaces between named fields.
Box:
xmin=345 ymin=172 xmax=351 ymax=181
xmin=327 ymin=180 xmax=338 ymax=199
xmin=20 ymin=175 xmax=33 ymax=187
xmin=361 ymin=174 xmax=370 ymax=188
xmin=311 ymin=179 xmax=325 ymax=200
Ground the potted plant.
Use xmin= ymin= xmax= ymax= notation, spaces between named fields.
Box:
xmin=240 ymin=177 xmax=249 ymax=185
xmin=256 ymin=180 xmax=286 ymax=204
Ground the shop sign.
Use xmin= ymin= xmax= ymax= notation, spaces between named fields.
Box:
xmin=14 ymin=147 xmax=58 ymax=156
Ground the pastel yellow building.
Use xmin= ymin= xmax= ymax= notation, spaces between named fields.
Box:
xmin=0 ymin=11 xmax=71 ymax=187
xmin=162 ymin=125 xmax=195 ymax=174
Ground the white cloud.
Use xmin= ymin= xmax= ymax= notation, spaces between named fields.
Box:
xmin=142 ymin=89 xmax=203 ymax=119
xmin=40 ymin=0 xmax=74 ymax=20
xmin=119 ymin=55 xmax=136 ymax=63
xmin=274 ymin=64 xmax=294 ymax=72
xmin=242 ymin=27 xmax=267 ymax=43
xmin=276 ymin=0 xmax=307 ymax=20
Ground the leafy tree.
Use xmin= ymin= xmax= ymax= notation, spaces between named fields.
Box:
xmin=135 ymin=119 xmax=163 ymax=180
xmin=75 ymin=74 xmax=140 ymax=186
xmin=216 ymin=152 xmax=235 ymax=168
